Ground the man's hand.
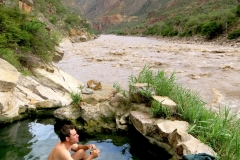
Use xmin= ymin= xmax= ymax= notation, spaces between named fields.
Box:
xmin=87 ymin=144 xmax=96 ymax=150
xmin=90 ymin=149 xmax=100 ymax=159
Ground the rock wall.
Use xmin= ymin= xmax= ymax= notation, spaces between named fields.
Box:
xmin=129 ymin=111 xmax=216 ymax=159
xmin=0 ymin=58 xmax=83 ymax=123
xmin=53 ymin=82 xmax=217 ymax=159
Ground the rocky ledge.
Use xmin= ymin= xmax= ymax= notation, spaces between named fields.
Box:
xmin=0 ymin=57 xmax=216 ymax=159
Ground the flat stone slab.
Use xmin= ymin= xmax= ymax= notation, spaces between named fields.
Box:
xmin=152 ymin=96 xmax=177 ymax=113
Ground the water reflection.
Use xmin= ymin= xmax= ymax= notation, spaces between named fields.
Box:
xmin=0 ymin=119 xmax=58 ymax=160
xmin=0 ymin=121 xmax=29 ymax=160
xmin=24 ymin=120 xmax=58 ymax=160
xmin=0 ymin=119 xmax=171 ymax=160
xmin=86 ymin=140 xmax=132 ymax=160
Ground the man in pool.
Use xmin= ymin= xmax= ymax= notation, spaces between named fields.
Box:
xmin=48 ymin=124 xmax=100 ymax=160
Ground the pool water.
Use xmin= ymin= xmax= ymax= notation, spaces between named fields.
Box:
xmin=0 ymin=118 xmax=172 ymax=160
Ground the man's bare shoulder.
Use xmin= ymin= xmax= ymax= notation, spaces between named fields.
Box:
xmin=48 ymin=142 xmax=73 ymax=160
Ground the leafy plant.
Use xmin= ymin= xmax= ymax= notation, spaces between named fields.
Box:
xmin=201 ymin=21 xmax=223 ymax=39
xmin=236 ymin=5 xmax=240 ymax=17
xmin=70 ymin=92 xmax=82 ymax=105
xmin=113 ymin=82 xmax=127 ymax=97
xmin=64 ymin=13 xmax=81 ymax=26
xmin=0 ymin=6 xmax=58 ymax=72
xmin=153 ymin=70 xmax=175 ymax=96
xmin=227 ymin=29 xmax=240 ymax=39
xmin=137 ymin=65 xmax=154 ymax=84
xmin=151 ymin=100 xmax=170 ymax=118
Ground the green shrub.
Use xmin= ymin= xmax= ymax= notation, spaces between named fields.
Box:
xmin=48 ymin=0 xmax=67 ymax=14
xmin=33 ymin=0 xmax=46 ymax=13
xmin=153 ymin=70 xmax=175 ymax=96
xmin=49 ymin=16 xmax=58 ymax=24
xmin=161 ymin=25 xmax=172 ymax=36
xmin=144 ymin=26 xmax=156 ymax=35
xmin=185 ymin=16 xmax=199 ymax=28
xmin=201 ymin=21 xmax=223 ymax=39
xmin=227 ymin=29 xmax=240 ymax=39
xmin=169 ymin=29 xmax=178 ymax=37
xmin=70 ymin=92 xmax=82 ymax=105
xmin=64 ymin=13 xmax=81 ymax=26
xmin=159 ymin=25 xmax=178 ymax=37
xmin=129 ymin=66 xmax=176 ymax=100
xmin=115 ymin=30 xmax=127 ymax=35
xmin=0 ymin=6 xmax=58 ymax=72
xmin=113 ymin=82 xmax=127 ymax=97
xmin=236 ymin=5 xmax=240 ymax=17
xmin=136 ymin=65 xmax=154 ymax=84
xmin=0 ymin=48 xmax=22 ymax=68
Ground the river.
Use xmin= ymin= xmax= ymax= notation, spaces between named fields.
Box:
xmin=56 ymin=35 xmax=240 ymax=117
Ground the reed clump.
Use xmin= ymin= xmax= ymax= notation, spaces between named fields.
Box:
xmin=129 ymin=66 xmax=240 ymax=160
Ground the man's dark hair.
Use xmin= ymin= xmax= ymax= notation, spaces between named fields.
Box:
xmin=59 ymin=124 xmax=75 ymax=142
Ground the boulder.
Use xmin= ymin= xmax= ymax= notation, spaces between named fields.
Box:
xmin=53 ymin=46 xmax=64 ymax=62
xmin=32 ymin=64 xmax=83 ymax=93
xmin=169 ymin=129 xmax=217 ymax=157
xmin=55 ymin=46 xmax=64 ymax=57
xmin=129 ymin=110 xmax=217 ymax=159
xmin=152 ymin=96 xmax=177 ymax=114
xmin=0 ymin=59 xmax=20 ymax=92
xmin=82 ymin=85 xmax=116 ymax=103
xmin=0 ymin=58 xmax=83 ymax=124
xmin=54 ymin=105 xmax=81 ymax=120
xmin=53 ymin=52 xmax=63 ymax=62
xmin=129 ymin=83 xmax=154 ymax=103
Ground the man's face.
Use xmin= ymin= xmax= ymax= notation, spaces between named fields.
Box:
xmin=69 ymin=129 xmax=79 ymax=144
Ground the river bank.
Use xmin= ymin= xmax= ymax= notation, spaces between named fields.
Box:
xmin=56 ymin=34 xmax=240 ymax=117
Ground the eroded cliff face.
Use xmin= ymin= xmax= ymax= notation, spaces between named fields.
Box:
xmin=62 ymin=0 xmax=169 ymax=31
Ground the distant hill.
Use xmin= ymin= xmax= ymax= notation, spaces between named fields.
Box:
xmin=62 ymin=0 xmax=170 ymax=30
xmin=63 ymin=0 xmax=240 ymax=40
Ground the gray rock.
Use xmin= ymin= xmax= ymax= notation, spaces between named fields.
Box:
xmin=81 ymin=88 xmax=94 ymax=94
xmin=129 ymin=110 xmax=217 ymax=159
xmin=0 ymin=59 xmax=20 ymax=92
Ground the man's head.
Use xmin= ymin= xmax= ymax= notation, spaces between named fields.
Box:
xmin=59 ymin=124 xmax=79 ymax=143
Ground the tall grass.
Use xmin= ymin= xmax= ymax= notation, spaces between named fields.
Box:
xmin=70 ymin=91 xmax=82 ymax=106
xmin=130 ymin=66 xmax=240 ymax=160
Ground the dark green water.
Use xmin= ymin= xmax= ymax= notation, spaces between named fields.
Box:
xmin=0 ymin=118 xmax=172 ymax=160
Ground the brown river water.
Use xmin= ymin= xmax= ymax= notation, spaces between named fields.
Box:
xmin=56 ymin=35 xmax=240 ymax=117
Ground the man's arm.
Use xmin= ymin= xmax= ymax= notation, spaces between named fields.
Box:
xmin=71 ymin=144 xmax=96 ymax=152
xmin=71 ymin=144 xmax=100 ymax=159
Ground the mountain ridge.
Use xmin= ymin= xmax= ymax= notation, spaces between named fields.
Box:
xmin=63 ymin=0 xmax=240 ymax=41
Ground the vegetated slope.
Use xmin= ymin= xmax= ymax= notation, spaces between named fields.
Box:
xmin=63 ymin=0 xmax=240 ymax=40
xmin=140 ymin=0 xmax=240 ymax=40
xmin=0 ymin=0 xmax=93 ymax=74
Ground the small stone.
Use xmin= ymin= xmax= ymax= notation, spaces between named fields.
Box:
xmin=82 ymin=88 xmax=94 ymax=94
